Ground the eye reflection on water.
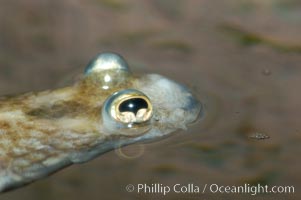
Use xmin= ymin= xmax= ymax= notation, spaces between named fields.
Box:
xmin=1 ymin=0 xmax=300 ymax=199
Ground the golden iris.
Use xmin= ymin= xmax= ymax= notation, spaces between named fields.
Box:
xmin=109 ymin=91 xmax=153 ymax=125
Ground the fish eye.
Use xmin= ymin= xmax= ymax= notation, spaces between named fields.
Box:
xmin=102 ymin=89 xmax=153 ymax=136
xmin=84 ymin=52 xmax=130 ymax=75
xmin=115 ymin=97 xmax=151 ymax=123
xmin=108 ymin=90 xmax=152 ymax=124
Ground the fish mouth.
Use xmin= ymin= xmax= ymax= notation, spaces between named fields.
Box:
xmin=176 ymin=82 xmax=204 ymax=127
xmin=135 ymin=74 xmax=203 ymax=130
xmin=185 ymin=94 xmax=203 ymax=125
xmin=157 ymin=85 xmax=203 ymax=131
xmin=175 ymin=93 xmax=203 ymax=130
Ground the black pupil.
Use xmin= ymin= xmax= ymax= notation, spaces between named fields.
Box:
xmin=119 ymin=98 xmax=148 ymax=115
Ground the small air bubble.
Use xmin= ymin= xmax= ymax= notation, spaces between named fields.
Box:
xmin=248 ymin=132 xmax=270 ymax=140
xmin=261 ymin=68 xmax=271 ymax=76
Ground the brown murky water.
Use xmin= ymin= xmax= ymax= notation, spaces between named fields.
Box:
xmin=0 ymin=0 xmax=300 ymax=199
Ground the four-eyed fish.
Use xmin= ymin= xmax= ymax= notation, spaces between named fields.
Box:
xmin=0 ymin=53 xmax=202 ymax=192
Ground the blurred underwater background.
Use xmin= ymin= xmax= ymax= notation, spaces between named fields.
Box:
xmin=0 ymin=0 xmax=300 ymax=199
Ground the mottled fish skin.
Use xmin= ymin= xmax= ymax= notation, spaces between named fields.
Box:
xmin=0 ymin=52 xmax=202 ymax=192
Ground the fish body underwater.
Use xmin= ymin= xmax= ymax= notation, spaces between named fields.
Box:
xmin=0 ymin=52 xmax=202 ymax=192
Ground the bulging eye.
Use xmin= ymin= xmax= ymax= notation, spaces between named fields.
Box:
xmin=83 ymin=52 xmax=131 ymax=90
xmin=84 ymin=52 xmax=130 ymax=75
xmin=116 ymin=97 xmax=151 ymax=123
xmin=102 ymin=89 xmax=153 ymax=136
